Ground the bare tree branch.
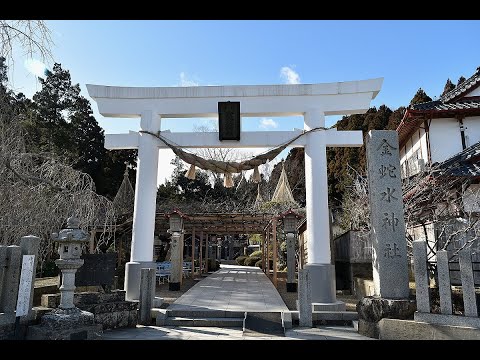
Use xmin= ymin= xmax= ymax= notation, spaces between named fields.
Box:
xmin=0 ymin=88 xmax=115 ymax=275
xmin=340 ymin=161 xmax=480 ymax=262
xmin=0 ymin=20 xmax=53 ymax=67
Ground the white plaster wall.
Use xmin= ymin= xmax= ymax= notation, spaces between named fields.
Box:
xmin=465 ymin=87 xmax=480 ymax=97
xmin=463 ymin=116 xmax=480 ymax=147
xmin=400 ymin=134 xmax=417 ymax=165
xmin=429 ymin=118 xmax=463 ymax=163
xmin=419 ymin=127 xmax=428 ymax=161
xmin=400 ymin=146 xmax=406 ymax=164
xmin=400 ymin=128 xmax=428 ymax=165
xmin=400 ymin=116 xmax=480 ymax=169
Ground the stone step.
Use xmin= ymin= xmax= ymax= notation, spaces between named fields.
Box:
xmin=243 ymin=312 xmax=284 ymax=336
xmin=166 ymin=309 xmax=245 ymax=318
xmin=153 ymin=297 xmax=163 ymax=308
xmin=151 ymin=308 xmax=167 ymax=319
xmin=164 ymin=316 xmax=244 ymax=327
xmin=290 ymin=310 xmax=359 ymax=322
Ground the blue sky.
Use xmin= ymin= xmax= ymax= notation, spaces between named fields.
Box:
xmin=8 ymin=20 xmax=480 ymax=183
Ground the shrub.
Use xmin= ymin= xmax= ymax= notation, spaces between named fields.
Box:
xmin=207 ymin=259 xmax=220 ymax=271
xmin=244 ymin=256 xmax=262 ymax=266
xmin=41 ymin=260 xmax=60 ymax=277
xmin=236 ymin=256 xmax=248 ymax=266
xmin=255 ymin=260 xmax=262 ymax=269
xmin=249 ymin=250 xmax=263 ymax=258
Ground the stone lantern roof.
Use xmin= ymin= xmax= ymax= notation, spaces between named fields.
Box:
xmin=51 ymin=216 xmax=89 ymax=244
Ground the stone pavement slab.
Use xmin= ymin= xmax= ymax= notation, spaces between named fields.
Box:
xmin=102 ymin=265 xmax=372 ymax=340
xmin=102 ymin=325 xmax=373 ymax=340
xmin=168 ymin=265 xmax=289 ymax=313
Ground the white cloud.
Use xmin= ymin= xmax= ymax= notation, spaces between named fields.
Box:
xmin=259 ymin=118 xmax=278 ymax=129
xmin=280 ymin=66 xmax=301 ymax=84
xmin=157 ymin=149 xmax=176 ymax=186
xmin=178 ymin=72 xmax=199 ymax=87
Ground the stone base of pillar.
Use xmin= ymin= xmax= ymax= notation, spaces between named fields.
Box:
xmin=26 ymin=308 xmax=102 ymax=340
xmin=312 ymin=301 xmax=346 ymax=311
xmin=286 ymin=282 xmax=297 ymax=292
xmin=124 ymin=261 xmax=155 ymax=301
xmin=304 ymin=263 xmax=336 ymax=303
xmin=296 ymin=300 xmax=346 ymax=312
xmin=357 ymin=296 xmax=417 ymax=339
xmin=169 ymin=282 xmax=180 ymax=291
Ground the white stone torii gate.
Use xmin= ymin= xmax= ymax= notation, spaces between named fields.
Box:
xmin=87 ymin=78 xmax=383 ymax=303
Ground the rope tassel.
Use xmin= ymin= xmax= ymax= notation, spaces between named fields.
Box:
xmin=252 ymin=166 xmax=261 ymax=183
xmin=224 ymin=173 xmax=234 ymax=188
xmin=185 ymin=164 xmax=196 ymax=180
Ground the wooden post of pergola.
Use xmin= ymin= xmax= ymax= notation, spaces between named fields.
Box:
xmin=261 ymin=233 xmax=266 ymax=273
xmin=191 ymin=227 xmax=196 ymax=278
xmin=89 ymin=231 xmax=95 ymax=253
xmin=199 ymin=230 xmax=203 ymax=275
xmin=266 ymin=227 xmax=270 ymax=278
xmin=205 ymin=233 xmax=209 ymax=274
xmin=228 ymin=233 xmax=231 ymax=260
xmin=118 ymin=234 xmax=123 ymax=266
xmin=272 ymin=218 xmax=278 ymax=287
xmin=299 ymin=233 xmax=305 ymax=270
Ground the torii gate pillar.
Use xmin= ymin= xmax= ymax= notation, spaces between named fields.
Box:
xmin=124 ymin=110 xmax=160 ymax=301
xmin=304 ymin=109 xmax=341 ymax=308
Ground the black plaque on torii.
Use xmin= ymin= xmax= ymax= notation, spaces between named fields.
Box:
xmin=218 ymin=101 xmax=240 ymax=141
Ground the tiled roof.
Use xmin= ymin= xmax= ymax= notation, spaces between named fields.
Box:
xmin=434 ymin=141 xmax=480 ymax=178
xmin=411 ymin=98 xmax=480 ymax=112
xmin=397 ymin=67 xmax=480 ymax=148
xmin=440 ymin=67 xmax=480 ymax=102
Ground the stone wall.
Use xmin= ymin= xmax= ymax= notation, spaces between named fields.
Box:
xmin=41 ymin=290 xmax=137 ymax=330
xmin=379 ymin=318 xmax=480 ymax=340
xmin=33 ymin=277 xmax=59 ymax=306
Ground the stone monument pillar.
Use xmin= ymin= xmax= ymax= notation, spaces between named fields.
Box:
xmin=357 ymin=130 xmax=415 ymax=338
xmin=366 ymin=131 xmax=409 ymax=298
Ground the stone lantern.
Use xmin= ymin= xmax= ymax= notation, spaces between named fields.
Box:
xmin=167 ymin=212 xmax=184 ymax=291
xmin=283 ymin=212 xmax=298 ymax=292
xmin=26 ymin=217 xmax=101 ymax=339
xmin=51 ymin=216 xmax=89 ymax=309
xmin=283 ymin=213 xmax=297 ymax=234
xmin=169 ymin=212 xmax=184 ymax=233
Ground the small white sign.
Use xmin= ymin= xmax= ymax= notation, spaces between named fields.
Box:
xmin=15 ymin=255 xmax=35 ymax=317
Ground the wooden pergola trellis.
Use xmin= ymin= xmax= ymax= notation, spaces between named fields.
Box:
xmin=112 ymin=209 xmax=304 ymax=288
xmin=154 ymin=212 xmax=272 ymax=235
xmin=110 ymin=161 xmax=305 ymax=287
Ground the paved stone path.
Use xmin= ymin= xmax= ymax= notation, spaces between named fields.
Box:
xmin=102 ymin=265 xmax=372 ymax=340
xmin=102 ymin=325 xmax=372 ymax=340
xmin=168 ymin=264 xmax=289 ymax=313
